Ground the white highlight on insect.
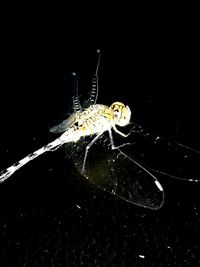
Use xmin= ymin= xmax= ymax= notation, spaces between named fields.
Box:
xmin=139 ymin=255 xmax=145 ymax=259
xmin=0 ymin=50 xmax=131 ymax=183
xmin=155 ymin=180 xmax=163 ymax=192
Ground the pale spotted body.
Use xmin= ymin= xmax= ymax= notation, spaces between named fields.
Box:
xmin=58 ymin=103 xmax=131 ymax=143
xmin=0 ymin=99 xmax=131 ymax=182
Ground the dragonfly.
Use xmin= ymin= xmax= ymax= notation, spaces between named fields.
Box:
xmin=0 ymin=50 xmax=199 ymax=210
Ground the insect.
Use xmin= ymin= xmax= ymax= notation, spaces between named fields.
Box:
xmin=0 ymin=50 xmax=199 ymax=210
xmin=0 ymin=51 xmax=130 ymax=178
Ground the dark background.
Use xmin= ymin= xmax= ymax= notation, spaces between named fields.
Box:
xmin=0 ymin=7 xmax=199 ymax=266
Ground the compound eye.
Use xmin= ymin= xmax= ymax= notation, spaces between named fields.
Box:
xmin=114 ymin=109 xmax=121 ymax=118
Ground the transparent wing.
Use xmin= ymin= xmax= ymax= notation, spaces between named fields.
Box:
xmin=65 ymin=121 xmax=200 ymax=209
xmin=49 ymin=114 xmax=77 ymax=133
xmin=124 ymin=123 xmax=200 ymax=182
xmin=65 ymin=134 xmax=164 ymax=210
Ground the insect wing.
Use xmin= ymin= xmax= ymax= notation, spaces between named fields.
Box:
xmin=65 ymin=134 xmax=164 ymax=210
xmin=126 ymin=123 xmax=200 ymax=183
xmin=49 ymin=114 xmax=77 ymax=133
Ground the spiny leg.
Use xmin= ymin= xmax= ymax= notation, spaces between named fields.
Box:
xmin=72 ymin=72 xmax=82 ymax=113
xmin=88 ymin=49 xmax=101 ymax=106
xmin=82 ymin=132 xmax=103 ymax=174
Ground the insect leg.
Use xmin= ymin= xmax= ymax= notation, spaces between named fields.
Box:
xmin=88 ymin=50 xmax=101 ymax=106
xmin=112 ymin=125 xmax=130 ymax=137
xmin=108 ymin=129 xmax=131 ymax=150
xmin=82 ymin=132 xmax=103 ymax=174
xmin=72 ymin=72 xmax=82 ymax=113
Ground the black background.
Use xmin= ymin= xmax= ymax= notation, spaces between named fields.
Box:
xmin=0 ymin=6 xmax=199 ymax=266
